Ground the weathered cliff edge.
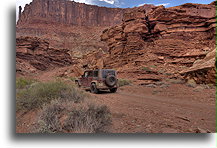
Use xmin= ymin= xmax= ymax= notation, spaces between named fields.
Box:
xmin=16 ymin=0 xmax=125 ymax=54
xmin=100 ymin=2 xmax=216 ymax=84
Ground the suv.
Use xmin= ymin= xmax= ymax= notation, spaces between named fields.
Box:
xmin=75 ymin=69 xmax=118 ymax=94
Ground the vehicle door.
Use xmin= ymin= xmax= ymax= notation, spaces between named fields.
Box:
xmin=87 ymin=71 xmax=94 ymax=87
xmin=80 ymin=71 xmax=89 ymax=87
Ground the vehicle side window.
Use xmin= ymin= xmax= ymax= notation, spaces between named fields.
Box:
xmin=88 ymin=71 xmax=93 ymax=77
xmin=102 ymin=70 xmax=115 ymax=78
xmin=93 ymin=71 xmax=98 ymax=77
xmin=84 ymin=72 xmax=88 ymax=77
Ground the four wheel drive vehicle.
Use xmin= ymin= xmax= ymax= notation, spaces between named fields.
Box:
xmin=75 ymin=69 xmax=118 ymax=94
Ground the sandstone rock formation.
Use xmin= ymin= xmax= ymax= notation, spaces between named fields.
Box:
xmin=17 ymin=0 xmax=124 ymax=27
xmin=16 ymin=0 xmax=127 ymax=55
xmin=180 ymin=48 xmax=216 ymax=84
xmin=101 ymin=2 xmax=216 ymax=83
xmin=16 ymin=1 xmax=216 ymax=84
xmin=16 ymin=36 xmax=73 ymax=75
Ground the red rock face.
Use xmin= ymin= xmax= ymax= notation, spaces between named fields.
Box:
xmin=16 ymin=0 xmax=127 ymax=54
xmin=17 ymin=0 xmax=124 ymax=27
xmin=16 ymin=36 xmax=73 ymax=75
xmin=101 ymin=2 xmax=216 ymax=83
xmin=180 ymin=48 xmax=216 ymax=84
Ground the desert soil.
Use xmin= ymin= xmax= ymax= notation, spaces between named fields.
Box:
xmin=91 ymin=84 xmax=216 ymax=133
xmin=16 ymin=82 xmax=216 ymax=133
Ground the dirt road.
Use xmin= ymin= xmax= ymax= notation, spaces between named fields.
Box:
xmin=91 ymin=84 xmax=216 ymax=133
xmin=16 ymin=81 xmax=215 ymax=133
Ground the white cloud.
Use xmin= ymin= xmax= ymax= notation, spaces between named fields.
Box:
xmin=138 ymin=2 xmax=170 ymax=7
xmin=156 ymin=3 xmax=170 ymax=7
xmin=138 ymin=3 xmax=146 ymax=7
xmin=16 ymin=0 xmax=122 ymax=22
xmin=138 ymin=3 xmax=153 ymax=7
xmin=74 ymin=0 xmax=92 ymax=4
xmin=75 ymin=0 xmax=122 ymax=7
xmin=99 ymin=0 xmax=115 ymax=5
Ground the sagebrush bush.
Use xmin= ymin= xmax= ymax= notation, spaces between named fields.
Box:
xmin=16 ymin=77 xmax=36 ymax=89
xmin=36 ymin=100 xmax=112 ymax=133
xmin=69 ymin=77 xmax=77 ymax=82
xmin=16 ymin=80 xmax=87 ymax=111
xmin=141 ymin=67 xmax=151 ymax=72
xmin=118 ymin=79 xmax=132 ymax=87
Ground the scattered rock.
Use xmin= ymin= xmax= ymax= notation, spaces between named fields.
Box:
xmin=175 ymin=116 xmax=190 ymax=122
xmin=146 ymin=84 xmax=157 ymax=88
xmin=195 ymin=127 xmax=211 ymax=133
xmin=193 ymin=85 xmax=204 ymax=92
xmin=162 ymin=128 xmax=178 ymax=133
xmin=186 ymin=79 xmax=197 ymax=88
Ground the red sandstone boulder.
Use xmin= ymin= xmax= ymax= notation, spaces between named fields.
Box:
xmin=180 ymin=48 xmax=216 ymax=84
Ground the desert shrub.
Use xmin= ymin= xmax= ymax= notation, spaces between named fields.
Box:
xmin=36 ymin=100 xmax=112 ymax=133
xmin=16 ymin=80 xmax=87 ymax=111
xmin=118 ymin=79 xmax=132 ymax=87
xmin=166 ymin=78 xmax=185 ymax=84
xmin=16 ymin=77 xmax=36 ymax=89
xmin=141 ymin=67 xmax=151 ymax=72
xmin=69 ymin=77 xmax=77 ymax=82
xmin=186 ymin=79 xmax=197 ymax=88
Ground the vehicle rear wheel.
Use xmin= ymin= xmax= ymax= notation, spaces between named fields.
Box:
xmin=110 ymin=88 xmax=117 ymax=93
xmin=105 ymin=75 xmax=117 ymax=87
xmin=90 ymin=83 xmax=99 ymax=94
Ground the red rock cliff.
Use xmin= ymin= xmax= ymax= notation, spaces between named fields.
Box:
xmin=17 ymin=0 xmax=124 ymax=27
xmin=101 ymin=2 xmax=216 ymax=84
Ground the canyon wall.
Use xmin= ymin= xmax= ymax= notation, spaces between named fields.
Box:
xmin=16 ymin=36 xmax=73 ymax=76
xmin=101 ymin=2 xmax=216 ymax=84
xmin=16 ymin=0 xmax=128 ymax=54
xmin=17 ymin=0 xmax=124 ymax=27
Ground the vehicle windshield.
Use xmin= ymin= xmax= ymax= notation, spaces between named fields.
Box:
xmin=102 ymin=70 xmax=116 ymax=78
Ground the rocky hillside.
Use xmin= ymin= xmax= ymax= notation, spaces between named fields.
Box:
xmin=101 ymin=2 xmax=216 ymax=84
xmin=16 ymin=0 xmax=124 ymax=54
xmin=16 ymin=0 xmax=156 ymax=55
xmin=16 ymin=1 xmax=216 ymax=84
xmin=16 ymin=36 xmax=73 ymax=76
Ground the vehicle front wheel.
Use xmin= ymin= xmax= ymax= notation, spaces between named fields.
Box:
xmin=75 ymin=81 xmax=80 ymax=88
xmin=110 ymin=88 xmax=117 ymax=93
xmin=90 ymin=83 xmax=99 ymax=94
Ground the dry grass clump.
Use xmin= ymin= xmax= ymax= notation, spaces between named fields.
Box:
xmin=36 ymin=100 xmax=111 ymax=133
xmin=16 ymin=77 xmax=36 ymax=89
xmin=118 ymin=79 xmax=132 ymax=87
xmin=16 ymin=79 xmax=112 ymax=133
xmin=16 ymin=80 xmax=87 ymax=111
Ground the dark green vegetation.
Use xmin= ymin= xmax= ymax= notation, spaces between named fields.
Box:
xmin=118 ymin=78 xmax=132 ymax=87
xmin=16 ymin=80 xmax=86 ymax=111
xmin=16 ymin=77 xmax=36 ymax=89
xmin=16 ymin=78 xmax=112 ymax=133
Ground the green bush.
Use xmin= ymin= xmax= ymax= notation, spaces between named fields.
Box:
xmin=141 ymin=67 xmax=151 ymax=72
xmin=36 ymin=100 xmax=112 ymax=133
xmin=16 ymin=78 xmax=36 ymax=89
xmin=118 ymin=79 xmax=132 ymax=87
xmin=16 ymin=80 xmax=87 ymax=111
xmin=69 ymin=77 xmax=77 ymax=82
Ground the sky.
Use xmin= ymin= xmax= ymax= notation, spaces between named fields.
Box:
xmin=16 ymin=0 xmax=214 ymax=21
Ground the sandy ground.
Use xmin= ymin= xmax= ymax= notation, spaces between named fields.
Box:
xmin=90 ymin=84 xmax=216 ymax=133
xmin=16 ymin=82 xmax=216 ymax=133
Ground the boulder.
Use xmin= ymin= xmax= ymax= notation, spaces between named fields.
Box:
xmin=180 ymin=48 xmax=216 ymax=84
